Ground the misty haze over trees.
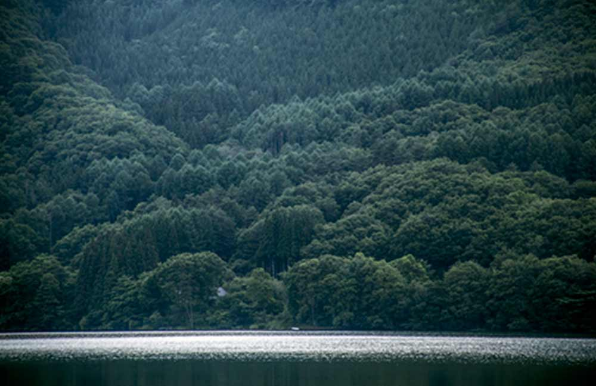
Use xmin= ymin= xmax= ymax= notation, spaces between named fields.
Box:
xmin=0 ymin=0 xmax=595 ymax=333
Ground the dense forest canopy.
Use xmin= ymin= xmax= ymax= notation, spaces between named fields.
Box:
xmin=0 ymin=0 xmax=595 ymax=333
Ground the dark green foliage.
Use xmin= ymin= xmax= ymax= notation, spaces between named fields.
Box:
xmin=0 ymin=255 xmax=75 ymax=331
xmin=74 ymin=204 xmax=236 ymax=316
xmin=144 ymin=252 xmax=229 ymax=329
xmin=237 ymin=205 xmax=325 ymax=275
xmin=285 ymin=253 xmax=595 ymax=332
xmin=485 ymin=254 xmax=596 ymax=332
xmin=83 ymin=252 xmax=229 ymax=330
xmin=212 ymin=268 xmax=287 ymax=329
xmin=0 ymin=0 xmax=594 ymax=333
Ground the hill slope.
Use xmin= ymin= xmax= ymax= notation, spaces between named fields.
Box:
xmin=0 ymin=0 xmax=595 ymax=332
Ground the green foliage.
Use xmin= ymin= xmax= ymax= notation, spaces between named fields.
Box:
xmin=212 ymin=268 xmax=287 ymax=329
xmin=285 ymin=253 xmax=410 ymax=329
xmin=486 ymin=254 xmax=596 ymax=332
xmin=0 ymin=0 xmax=594 ymax=333
xmin=0 ymin=255 xmax=75 ymax=331
xmin=146 ymin=252 xmax=229 ymax=329
xmin=442 ymin=261 xmax=489 ymax=330
xmin=237 ymin=205 xmax=325 ymax=275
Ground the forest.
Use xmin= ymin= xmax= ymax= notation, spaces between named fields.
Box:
xmin=0 ymin=0 xmax=595 ymax=333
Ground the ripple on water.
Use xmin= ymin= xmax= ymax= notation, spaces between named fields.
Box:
xmin=0 ymin=332 xmax=594 ymax=366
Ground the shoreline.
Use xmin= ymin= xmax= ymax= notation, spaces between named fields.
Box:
xmin=0 ymin=329 xmax=595 ymax=340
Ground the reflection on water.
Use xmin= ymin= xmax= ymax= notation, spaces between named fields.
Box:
xmin=0 ymin=332 xmax=595 ymax=385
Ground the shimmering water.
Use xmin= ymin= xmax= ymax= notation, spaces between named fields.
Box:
xmin=0 ymin=331 xmax=595 ymax=385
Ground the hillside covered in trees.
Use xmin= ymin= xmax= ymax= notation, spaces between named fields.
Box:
xmin=0 ymin=0 xmax=595 ymax=333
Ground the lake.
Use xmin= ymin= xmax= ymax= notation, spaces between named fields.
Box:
xmin=0 ymin=331 xmax=595 ymax=385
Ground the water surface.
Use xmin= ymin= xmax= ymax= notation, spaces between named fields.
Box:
xmin=0 ymin=331 xmax=594 ymax=385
